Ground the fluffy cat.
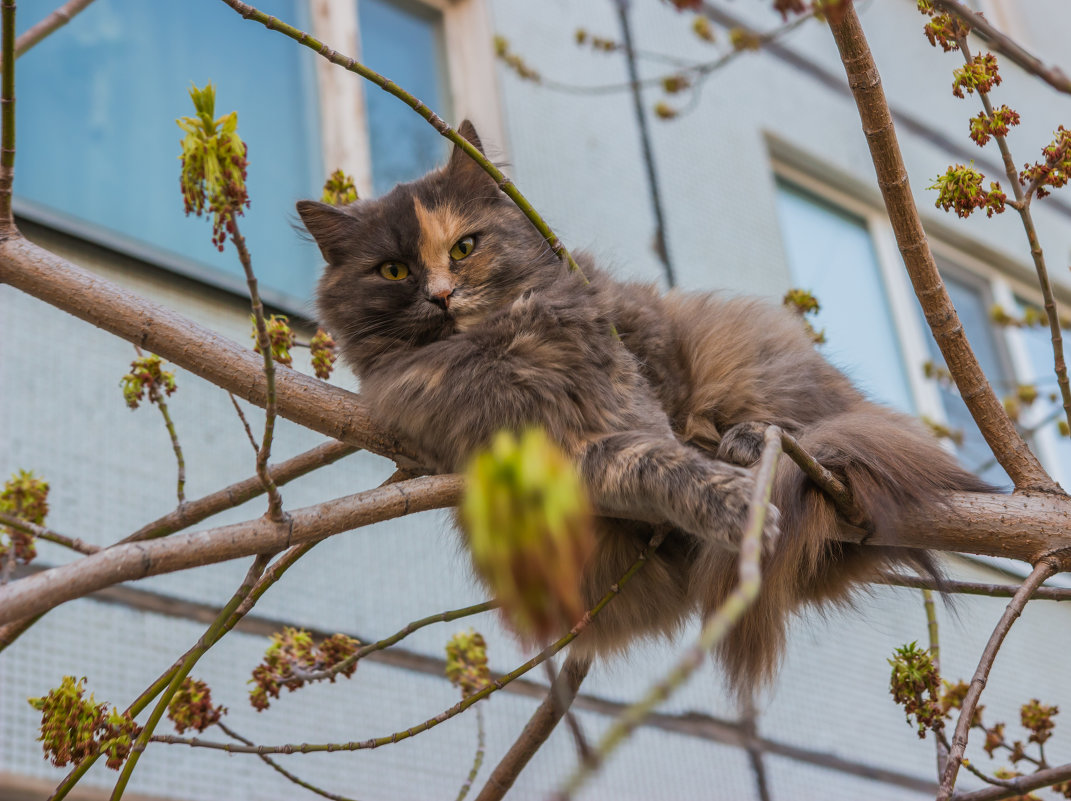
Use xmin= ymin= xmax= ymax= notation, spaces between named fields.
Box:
xmin=297 ymin=121 xmax=990 ymax=693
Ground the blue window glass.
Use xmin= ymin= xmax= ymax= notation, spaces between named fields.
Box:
xmin=359 ymin=0 xmax=449 ymax=195
xmin=16 ymin=0 xmax=322 ymax=304
xmin=775 ymin=182 xmax=914 ymax=413
xmin=1013 ymin=298 xmax=1071 ymax=486
xmin=920 ymin=271 xmax=1012 ymax=486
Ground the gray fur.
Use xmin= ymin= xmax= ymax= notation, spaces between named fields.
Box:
xmin=297 ymin=121 xmax=991 ymax=693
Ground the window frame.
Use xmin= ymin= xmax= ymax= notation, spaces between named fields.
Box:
xmin=310 ymin=0 xmax=505 ymax=201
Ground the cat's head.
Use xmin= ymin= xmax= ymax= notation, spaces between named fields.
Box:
xmin=298 ymin=121 xmax=556 ymax=372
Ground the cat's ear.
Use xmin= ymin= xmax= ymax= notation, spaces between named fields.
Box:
xmin=296 ymin=200 xmax=359 ymax=265
xmin=445 ymin=119 xmax=492 ymax=183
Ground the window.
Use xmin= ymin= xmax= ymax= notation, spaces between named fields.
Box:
xmin=16 ymin=0 xmax=322 ymax=305
xmin=15 ymin=0 xmax=497 ymax=309
xmin=774 ymin=181 xmax=914 ymax=412
xmin=774 ymin=170 xmax=1070 ymax=490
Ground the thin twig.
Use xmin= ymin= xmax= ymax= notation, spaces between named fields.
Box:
xmin=937 ymin=559 xmax=1060 ymax=800
xmin=14 ymin=0 xmax=96 ymax=57
xmin=613 ymin=0 xmax=675 ymax=287
xmin=932 ymin=0 xmax=1071 ymax=97
xmin=474 ymin=655 xmax=592 ymax=801
xmin=120 ymin=439 xmax=356 ymax=544
xmin=108 ymin=553 xmax=272 ymax=801
xmin=518 ymin=9 xmax=814 ymax=97
xmin=143 ymin=531 xmax=666 ymax=757
xmin=155 ymin=395 xmax=186 ymax=504
xmin=0 ymin=513 xmax=99 ymax=555
xmin=454 ymin=705 xmax=486 ymax=801
xmin=230 ymin=218 xmax=284 ymax=521
xmin=552 ymin=426 xmax=781 ymax=800
xmin=949 ymin=762 xmax=1071 ymax=801
xmin=0 ymin=0 xmax=17 ymax=229
xmin=218 ymin=0 xmax=584 ymax=279
xmin=290 ymin=599 xmax=501 ymax=683
xmin=881 ymin=573 xmax=1071 ymax=602
xmin=956 ymin=35 xmax=1071 ymax=437
xmin=217 ymin=722 xmax=361 ymax=801
xmin=48 ymin=533 xmax=321 ymax=801
xmin=825 ymin=0 xmax=1059 ymax=493
xmin=923 ymin=588 xmax=949 ymax=779
xmin=229 ymin=393 xmax=260 ymax=454
xmin=779 ymin=430 xmax=859 ymax=522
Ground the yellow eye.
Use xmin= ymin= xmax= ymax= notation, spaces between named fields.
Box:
xmin=379 ymin=261 xmax=409 ymax=281
xmin=450 ymin=236 xmax=476 ymax=261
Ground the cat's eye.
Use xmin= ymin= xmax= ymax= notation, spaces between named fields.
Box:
xmin=379 ymin=261 xmax=409 ymax=281
xmin=449 ymin=236 xmax=476 ymax=261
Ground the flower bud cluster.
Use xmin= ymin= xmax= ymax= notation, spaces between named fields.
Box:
xmin=177 ymin=83 xmax=250 ymax=251
xmin=28 ymin=676 xmax=141 ymax=770
xmin=0 ymin=469 xmax=49 ymax=565
xmin=120 ymin=354 xmax=177 ymax=410
xmin=249 ymin=628 xmax=360 ymax=711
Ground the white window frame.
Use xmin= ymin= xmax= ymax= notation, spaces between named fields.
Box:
xmin=310 ymin=0 xmax=506 ymax=199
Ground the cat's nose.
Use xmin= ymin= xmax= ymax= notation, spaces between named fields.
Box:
xmin=428 ymin=288 xmax=454 ymax=310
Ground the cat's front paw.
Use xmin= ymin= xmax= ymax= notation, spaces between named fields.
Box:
xmin=715 ymin=421 xmax=769 ymax=467
xmin=689 ymin=465 xmax=780 ymax=553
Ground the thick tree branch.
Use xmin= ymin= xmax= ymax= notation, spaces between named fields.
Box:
xmin=825 ymin=1 xmax=1059 ymax=493
xmin=932 ymin=0 xmax=1071 ymax=97
xmin=0 ymin=474 xmax=464 ymax=626
xmin=0 ymin=234 xmax=415 ymax=463
xmin=4 ymin=484 xmax=1071 ymax=631
xmin=937 ymin=559 xmax=1060 ymax=800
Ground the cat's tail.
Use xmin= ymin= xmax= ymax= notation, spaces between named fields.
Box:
xmin=692 ymin=405 xmax=995 ymax=696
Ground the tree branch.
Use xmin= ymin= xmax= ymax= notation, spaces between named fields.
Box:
xmin=950 ymin=762 xmax=1071 ymax=801
xmin=14 ymin=0 xmax=97 ymax=58
xmin=474 ymin=655 xmax=592 ymax=801
xmin=120 ymin=439 xmax=356 ymax=544
xmin=881 ymin=573 xmax=1071 ymax=602
xmin=937 ymin=559 xmax=1060 ymax=800
xmin=825 ymin=0 xmax=1059 ymax=493
xmin=955 ymin=34 xmax=1071 ymax=437
xmin=613 ymin=0 xmax=675 ymax=287
xmin=109 ymin=553 xmax=272 ymax=800
xmin=932 ymin=0 xmax=1071 ymax=97
xmin=0 ymin=513 xmax=99 ymax=555
xmin=231 ymin=218 xmax=285 ymax=521
xmin=0 ymin=0 xmax=16 ymax=230
xmin=0 ymin=474 xmax=464 ymax=626
xmin=0 ymin=234 xmax=413 ymax=463
xmin=218 ymin=722 xmax=361 ymax=801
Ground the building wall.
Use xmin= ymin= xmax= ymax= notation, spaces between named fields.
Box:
xmin=2 ymin=1 xmax=1071 ymax=799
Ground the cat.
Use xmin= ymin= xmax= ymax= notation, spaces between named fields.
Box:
xmin=297 ymin=121 xmax=991 ymax=694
